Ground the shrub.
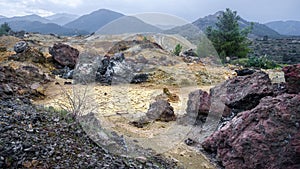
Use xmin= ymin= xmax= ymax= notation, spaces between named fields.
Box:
xmin=173 ymin=44 xmax=182 ymax=56
xmin=0 ymin=22 xmax=11 ymax=36
xmin=231 ymin=56 xmax=280 ymax=69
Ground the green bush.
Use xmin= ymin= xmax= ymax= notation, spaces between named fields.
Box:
xmin=173 ymin=44 xmax=182 ymax=56
xmin=0 ymin=22 xmax=11 ymax=36
xmin=231 ymin=56 xmax=280 ymax=69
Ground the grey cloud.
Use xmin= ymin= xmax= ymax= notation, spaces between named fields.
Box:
xmin=0 ymin=0 xmax=299 ymax=22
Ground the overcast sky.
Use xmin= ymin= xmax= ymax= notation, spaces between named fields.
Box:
xmin=0 ymin=0 xmax=299 ymax=23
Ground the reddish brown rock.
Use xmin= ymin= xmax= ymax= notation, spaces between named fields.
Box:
xmin=146 ymin=99 xmax=176 ymax=122
xmin=0 ymin=64 xmax=50 ymax=99
xmin=210 ymin=71 xmax=273 ymax=111
xmin=282 ymin=64 xmax=300 ymax=94
xmin=202 ymin=94 xmax=300 ymax=169
xmin=49 ymin=43 xmax=79 ymax=68
xmin=186 ymin=90 xmax=211 ymax=123
xmin=9 ymin=48 xmax=46 ymax=64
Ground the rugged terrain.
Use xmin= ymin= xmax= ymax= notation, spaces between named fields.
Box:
xmin=1 ymin=32 xmax=299 ymax=169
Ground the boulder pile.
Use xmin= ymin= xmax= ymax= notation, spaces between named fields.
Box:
xmin=197 ymin=64 xmax=300 ymax=169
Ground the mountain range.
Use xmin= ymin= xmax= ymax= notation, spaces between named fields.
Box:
xmin=64 ymin=9 xmax=124 ymax=33
xmin=265 ymin=21 xmax=300 ymax=36
xmin=0 ymin=9 xmax=299 ymax=37
xmin=46 ymin=13 xmax=79 ymax=25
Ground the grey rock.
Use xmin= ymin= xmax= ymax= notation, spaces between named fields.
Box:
xmin=14 ymin=41 xmax=28 ymax=53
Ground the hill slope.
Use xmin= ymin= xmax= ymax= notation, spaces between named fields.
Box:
xmin=8 ymin=20 xmax=88 ymax=36
xmin=46 ymin=13 xmax=78 ymax=25
xmin=265 ymin=20 xmax=300 ymax=36
xmin=0 ymin=14 xmax=50 ymax=24
xmin=96 ymin=16 xmax=162 ymax=34
xmin=64 ymin=9 xmax=124 ymax=33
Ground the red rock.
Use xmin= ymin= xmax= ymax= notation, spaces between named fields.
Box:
xmin=186 ymin=90 xmax=211 ymax=118
xmin=0 ymin=64 xmax=50 ymax=99
xmin=185 ymin=89 xmax=231 ymax=125
xmin=210 ymin=71 xmax=273 ymax=111
xmin=202 ymin=94 xmax=300 ymax=169
xmin=49 ymin=43 xmax=79 ymax=68
xmin=146 ymin=100 xmax=176 ymax=122
xmin=282 ymin=64 xmax=300 ymax=94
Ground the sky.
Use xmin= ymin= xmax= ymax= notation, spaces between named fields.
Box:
xmin=0 ymin=0 xmax=299 ymax=23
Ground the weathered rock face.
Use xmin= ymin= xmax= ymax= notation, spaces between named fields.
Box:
xmin=51 ymin=66 xmax=74 ymax=79
xmin=146 ymin=100 xmax=176 ymax=122
xmin=210 ymin=71 xmax=273 ymax=111
xmin=282 ymin=64 xmax=300 ymax=94
xmin=14 ymin=41 xmax=28 ymax=53
xmin=49 ymin=43 xmax=79 ymax=68
xmin=9 ymin=48 xmax=46 ymax=64
xmin=130 ymin=99 xmax=176 ymax=128
xmin=186 ymin=90 xmax=210 ymax=120
xmin=95 ymin=53 xmax=148 ymax=85
xmin=202 ymin=94 xmax=300 ymax=169
xmin=180 ymin=49 xmax=200 ymax=63
xmin=185 ymin=89 xmax=232 ymax=125
xmin=107 ymin=40 xmax=163 ymax=55
xmin=272 ymin=82 xmax=287 ymax=96
xmin=0 ymin=64 xmax=50 ymax=99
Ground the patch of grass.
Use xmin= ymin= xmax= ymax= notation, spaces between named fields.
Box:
xmin=231 ymin=56 xmax=281 ymax=69
xmin=43 ymin=106 xmax=74 ymax=123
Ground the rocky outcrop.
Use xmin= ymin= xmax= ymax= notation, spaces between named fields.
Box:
xmin=210 ymin=71 xmax=273 ymax=111
xmin=186 ymin=90 xmax=210 ymax=122
xmin=185 ymin=71 xmax=273 ymax=124
xmin=131 ymin=99 xmax=176 ymax=128
xmin=0 ymin=64 xmax=50 ymax=99
xmin=95 ymin=53 xmax=148 ymax=85
xmin=282 ymin=64 xmax=300 ymax=94
xmin=14 ymin=41 xmax=28 ymax=53
xmin=49 ymin=43 xmax=79 ymax=68
xmin=52 ymin=66 xmax=74 ymax=79
xmin=180 ymin=49 xmax=200 ymax=63
xmin=9 ymin=48 xmax=46 ymax=64
xmin=146 ymin=99 xmax=176 ymax=122
xmin=202 ymin=94 xmax=300 ymax=169
xmin=107 ymin=40 xmax=163 ymax=55
xmin=185 ymin=89 xmax=232 ymax=125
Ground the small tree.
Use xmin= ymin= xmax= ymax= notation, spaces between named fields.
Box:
xmin=206 ymin=8 xmax=253 ymax=62
xmin=173 ymin=44 xmax=182 ymax=56
xmin=0 ymin=22 xmax=11 ymax=36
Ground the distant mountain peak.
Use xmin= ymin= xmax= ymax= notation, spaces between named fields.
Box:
xmin=64 ymin=8 xmax=124 ymax=33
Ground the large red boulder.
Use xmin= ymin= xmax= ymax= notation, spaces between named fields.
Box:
xmin=49 ymin=43 xmax=79 ymax=68
xmin=202 ymin=94 xmax=300 ymax=169
xmin=210 ymin=71 xmax=273 ymax=111
xmin=282 ymin=64 xmax=300 ymax=94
